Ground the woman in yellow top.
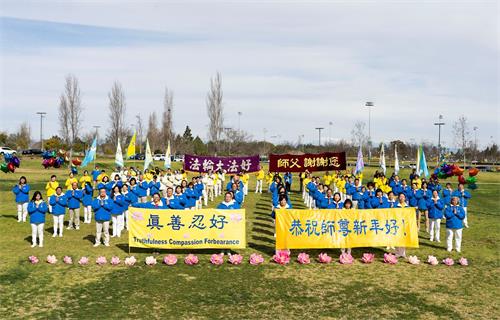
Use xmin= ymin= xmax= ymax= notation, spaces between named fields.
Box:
xmin=255 ymin=168 xmax=265 ymax=193
xmin=79 ymin=170 xmax=92 ymax=188
xmin=45 ymin=174 xmax=59 ymax=199
xmin=65 ymin=172 xmax=78 ymax=190
xmin=241 ymin=172 xmax=250 ymax=195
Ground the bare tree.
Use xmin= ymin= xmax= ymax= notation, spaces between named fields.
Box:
xmin=161 ymin=87 xmax=174 ymax=149
xmin=453 ymin=115 xmax=471 ymax=166
xmin=107 ymin=81 xmax=127 ymax=148
xmin=350 ymin=121 xmax=368 ymax=148
xmin=58 ymin=74 xmax=83 ymax=153
xmin=206 ymin=72 xmax=224 ymax=153
xmin=14 ymin=122 xmax=31 ymax=149
xmin=147 ymin=112 xmax=160 ymax=152
xmin=135 ymin=114 xmax=144 ymax=153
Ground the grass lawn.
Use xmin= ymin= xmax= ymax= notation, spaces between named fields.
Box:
xmin=0 ymin=157 xmax=499 ymax=319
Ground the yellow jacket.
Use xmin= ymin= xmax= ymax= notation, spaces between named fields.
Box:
xmin=79 ymin=175 xmax=92 ymax=188
xmin=65 ymin=178 xmax=78 ymax=190
xmin=45 ymin=181 xmax=59 ymax=197
xmin=256 ymin=169 xmax=265 ymax=180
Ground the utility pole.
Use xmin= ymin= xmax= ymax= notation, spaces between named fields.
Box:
xmin=315 ymin=127 xmax=324 ymax=146
xmin=365 ymin=102 xmax=374 ymax=160
xmin=36 ymin=112 xmax=47 ymax=150
xmin=434 ymin=115 xmax=445 ymax=164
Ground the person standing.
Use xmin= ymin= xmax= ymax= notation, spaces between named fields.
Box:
xmin=65 ymin=182 xmax=83 ymax=230
xmin=27 ymin=191 xmax=48 ymax=247
xmin=12 ymin=176 xmax=30 ymax=222
xmin=92 ymin=188 xmax=112 ymax=247
xmin=444 ymin=196 xmax=466 ymax=252
xmin=49 ymin=187 xmax=67 ymax=237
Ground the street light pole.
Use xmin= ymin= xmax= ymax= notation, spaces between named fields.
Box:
xmin=329 ymin=121 xmax=333 ymax=145
xmin=365 ymin=102 xmax=374 ymax=160
xmin=238 ymin=112 xmax=242 ymax=132
xmin=473 ymin=126 xmax=478 ymax=161
xmin=93 ymin=126 xmax=100 ymax=168
xmin=36 ymin=112 xmax=47 ymax=151
xmin=315 ymin=127 xmax=324 ymax=147
xmin=434 ymin=115 xmax=445 ymax=164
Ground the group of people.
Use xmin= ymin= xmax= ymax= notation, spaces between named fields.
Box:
xmin=267 ymin=169 xmax=471 ymax=253
xmin=13 ymin=164 xmax=472 ymax=253
xmin=13 ymin=165 xmax=253 ymax=248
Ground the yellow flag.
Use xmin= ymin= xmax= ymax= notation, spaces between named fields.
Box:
xmin=126 ymin=131 xmax=136 ymax=158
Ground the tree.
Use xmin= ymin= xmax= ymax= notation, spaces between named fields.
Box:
xmin=350 ymin=121 xmax=368 ymax=149
xmin=13 ymin=122 xmax=31 ymax=149
xmin=44 ymin=135 xmax=66 ymax=151
xmin=182 ymin=126 xmax=193 ymax=142
xmin=147 ymin=112 xmax=160 ymax=152
xmin=161 ymin=87 xmax=174 ymax=150
xmin=135 ymin=114 xmax=144 ymax=153
xmin=58 ymin=74 xmax=83 ymax=153
xmin=206 ymin=72 xmax=224 ymax=153
xmin=107 ymin=81 xmax=127 ymax=148
xmin=193 ymin=136 xmax=208 ymax=155
xmin=453 ymin=115 xmax=471 ymax=166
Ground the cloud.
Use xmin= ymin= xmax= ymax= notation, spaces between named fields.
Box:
xmin=0 ymin=1 xmax=498 ymax=148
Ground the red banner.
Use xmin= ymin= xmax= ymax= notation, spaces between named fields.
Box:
xmin=269 ymin=152 xmax=346 ymax=172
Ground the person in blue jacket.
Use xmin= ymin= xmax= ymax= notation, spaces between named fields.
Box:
xmin=27 ymin=191 xmax=48 ymax=247
xmin=389 ymin=176 xmax=402 ymax=195
xmin=284 ymin=172 xmax=292 ymax=192
xmin=194 ymin=176 xmax=204 ymax=209
xmin=306 ymin=177 xmax=318 ymax=209
xmin=217 ymin=192 xmax=241 ymax=210
xmin=173 ymin=186 xmax=187 ymax=209
xmin=91 ymin=166 xmax=101 ymax=187
xmin=110 ymin=185 xmax=126 ymax=238
xmin=121 ymin=184 xmax=133 ymax=230
xmin=149 ymin=175 xmax=161 ymax=199
xmin=92 ymin=187 xmax=113 ymax=247
xmin=128 ymin=177 xmax=140 ymax=204
xmin=183 ymin=183 xmax=198 ymax=209
xmin=387 ymin=191 xmax=397 ymax=208
xmin=230 ymin=183 xmax=244 ymax=207
xmin=348 ymin=179 xmax=364 ymax=209
xmin=362 ymin=182 xmax=376 ymax=209
xmin=428 ymin=190 xmax=444 ymax=242
xmin=111 ymin=174 xmax=123 ymax=190
xmin=49 ymin=187 xmax=67 ymax=237
xmin=441 ymin=183 xmax=454 ymax=207
xmin=272 ymin=186 xmax=289 ymax=209
xmin=451 ymin=183 xmax=471 ymax=228
xmin=162 ymin=187 xmax=182 ymax=209
xmin=418 ymin=182 xmax=432 ymax=233
xmin=137 ymin=175 xmax=149 ymax=203
xmin=65 ymin=182 xmax=83 ymax=230
xmin=399 ymin=179 xmax=411 ymax=201
xmin=370 ymin=189 xmax=389 ymax=209
xmin=82 ymin=182 xmax=94 ymax=224
xmin=323 ymin=191 xmax=343 ymax=209
xmin=444 ymin=196 xmax=466 ymax=252
xmin=133 ymin=192 xmax=167 ymax=208
xmin=271 ymin=195 xmax=291 ymax=220
xmin=97 ymin=175 xmax=109 ymax=195
xmin=13 ymin=176 xmax=30 ymax=222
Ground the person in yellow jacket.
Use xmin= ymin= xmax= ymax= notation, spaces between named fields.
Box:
xmin=45 ymin=174 xmax=59 ymax=212
xmin=323 ymin=171 xmax=332 ymax=188
xmin=255 ymin=168 xmax=265 ymax=193
xmin=412 ymin=175 xmax=422 ymax=189
xmin=65 ymin=172 xmax=78 ymax=190
xmin=302 ymin=174 xmax=312 ymax=202
xmin=79 ymin=170 xmax=92 ymax=188
xmin=266 ymin=172 xmax=274 ymax=186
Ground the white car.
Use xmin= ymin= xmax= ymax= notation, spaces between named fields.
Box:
xmin=153 ymin=154 xmax=165 ymax=161
xmin=0 ymin=147 xmax=17 ymax=155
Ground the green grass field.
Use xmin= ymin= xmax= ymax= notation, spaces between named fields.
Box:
xmin=0 ymin=158 xmax=499 ymax=319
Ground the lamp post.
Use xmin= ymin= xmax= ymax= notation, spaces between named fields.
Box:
xmin=473 ymin=126 xmax=478 ymax=161
xmin=315 ymin=127 xmax=324 ymax=147
xmin=365 ymin=102 xmax=374 ymax=160
xmin=238 ymin=112 xmax=242 ymax=132
xmin=434 ymin=115 xmax=445 ymax=164
xmin=36 ymin=112 xmax=47 ymax=151
xmin=329 ymin=121 xmax=333 ymax=145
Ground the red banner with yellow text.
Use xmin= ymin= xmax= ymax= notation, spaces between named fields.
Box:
xmin=269 ymin=152 xmax=346 ymax=172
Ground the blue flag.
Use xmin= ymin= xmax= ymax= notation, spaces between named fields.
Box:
xmin=417 ymin=145 xmax=429 ymax=178
xmin=81 ymin=137 xmax=97 ymax=167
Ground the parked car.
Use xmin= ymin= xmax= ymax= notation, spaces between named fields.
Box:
xmin=129 ymin=153 xmax=145 ymax=160
xmin=22 ymin=148 xmax=43 ymax=155
xmin=0 ymin=146 xmax=17 ymax=155
xmin=153 ymin=154 xmax=165 ymax=161
xmin=173 ymin=155 xmax=184 ymax=162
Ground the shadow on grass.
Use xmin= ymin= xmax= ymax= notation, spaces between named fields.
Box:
xmin=0 ymin=214 xmax=19 ymax=220
xmin=252 ymin=227 xmax=274 ymax=237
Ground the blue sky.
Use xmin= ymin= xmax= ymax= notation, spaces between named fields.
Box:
xmin=0 ymin=1 xmax=498 ymax=148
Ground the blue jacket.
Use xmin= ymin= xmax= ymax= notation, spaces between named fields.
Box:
xmin=227 ymin=180 xmax=244 ymax=192
xmin=408 ymin=189 xmax=420 ymax=207
xmin=133 ymin=201 xmax=167 ymax=209
xmin=428 ymin=183 xmax=442 ymax=193
xmin=91 ymin=170 xmax=100 ymax=181
xmin=371 ymin=196 xmax=389 ymax=209
xmin=162 ymin=196 xmax=184 ymax=209
xmin=111 ymin=194 xmax=127 ymax=215
xmin=323 ymin=199 xmax=344 ymax=209
xmin=389 ymin=181 xmax=402 ymax=195
xmin=428 ymin=198 xmax=444 ymax=219
xmin=441 ymin=189 xmax=453 ymax=205
xmin=49 ymin=194 xmax=67 ymax=215
xmin=233 ymin=190 xmax=244 ymax=205
xmin=149 ymin=181 xmax=161 ymax=196
xmin=194 ymin=183 xmax=204 ymax=198
xmin=65 ymin=189 xmax=83 ymax=209
xmin=137 ymin=181 xmax=149 ymax=197
xmin=173 ymin=193 xmax=187 ymax=208
xmin=417 ymin=189 xmax=432 ymax=210
xmin=111 ymin=180 xmax=123 ymax=190
xmin=349 ymin=185 xmax=364 ymax=201
xmin=363 ymin=190 xmax=376 ymax=209
xmin=387 ymin=200 xmax=397 ymax=208
xmin=12 ymin=184 xmax=30 ymax=203
xmin=28 ymin=201 xmax=48 ymax=224
xmin=82 ymin=184 xmax=94 ymax=206
xmin=284 ymin=173 xmax=292 ymax=184
xmin=128 ymin=185 xmax=140 ymax=203
xmin=184 ymin=188 xmax=197 ymax=208
xmin=92 ymin=197 xmax=113 ymax=221
xmin=444 ymin=205 xmax=465 ymax=229
xmin=217 ymin=201 xmax=241 ymax=209
xmin=307 ymin=181 xmax=317 ymax=195
xmin=123 ymin=191 xmax=136 ymax=208
xmin=451 ymin=190 xmax=471 ymax=207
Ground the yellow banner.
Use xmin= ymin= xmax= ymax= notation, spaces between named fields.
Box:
xmin=276 ymin=208 xmax=419 ymax=249
xmin=128 ymin=208 xmax=246 ymax=249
